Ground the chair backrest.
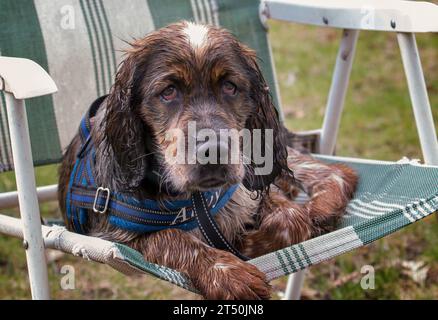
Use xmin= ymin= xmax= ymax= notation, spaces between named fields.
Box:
xmin=0 ymin=0 xmax=280 ymax=172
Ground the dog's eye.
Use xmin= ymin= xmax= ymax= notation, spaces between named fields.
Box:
xmin=222 ymin=81 xmax=237 ymax=96
xmin=161 ymin=85 xmax=177 ymax=101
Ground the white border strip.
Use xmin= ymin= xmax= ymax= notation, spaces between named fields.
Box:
xmin=313 ymin=154 xmax=438 ymax=168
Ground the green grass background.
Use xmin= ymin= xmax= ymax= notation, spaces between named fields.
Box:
xmin=1 ymin=19 xmax=438 ymax=299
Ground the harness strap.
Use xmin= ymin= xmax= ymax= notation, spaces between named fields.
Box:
xmin=192 ymin=192 xmax=249 ymax=261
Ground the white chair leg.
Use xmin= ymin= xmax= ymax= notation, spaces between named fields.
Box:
xmin=4 ymin=93 xmax=50 ymax=299
xmin=397 ymin=32 xmax=438 ymax=166
xmin=284 ymin=269 xmax=307 ymax=300
xmin=320 ymin=29 xmax=359 ymax=155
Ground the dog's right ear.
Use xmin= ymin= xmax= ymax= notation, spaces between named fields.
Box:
xmin=103 ymin=54 xmax=149 ymax=190
xmin=238 ymin=44 xmax=291 ymax=192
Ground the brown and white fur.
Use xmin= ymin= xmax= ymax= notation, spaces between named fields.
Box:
xmin=58 ymin=21 xmax=358 ymax=300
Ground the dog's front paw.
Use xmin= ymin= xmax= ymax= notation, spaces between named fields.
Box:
xmin=193 ymin=251 xmax=271 ymax=300
xmin=306 ymin=163 xmax=359 ymax=236
xmin=241 ymin=194 xmax=313 ymax=258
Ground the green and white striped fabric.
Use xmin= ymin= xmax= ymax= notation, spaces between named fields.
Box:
xmin=0 ymin=0 xmax=279 ymax=172
xmin=77 ymin=155 xmax=436 ymax=292
xmin=251 ymin=156 xmax=438 ymax=281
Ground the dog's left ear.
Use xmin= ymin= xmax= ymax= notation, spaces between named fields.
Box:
xmin=240 ymin=45 xmax=290 ymax=191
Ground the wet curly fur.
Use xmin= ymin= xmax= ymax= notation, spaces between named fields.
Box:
xmin=58 ymin=21 xmax=358 ymax=300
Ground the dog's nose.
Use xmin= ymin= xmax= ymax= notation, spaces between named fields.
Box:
xmin=197 ymin=140 xmax=229 ymax=164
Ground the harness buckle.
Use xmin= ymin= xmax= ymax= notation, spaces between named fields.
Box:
xmin=93 ymin=187 xmax=111 ymax=214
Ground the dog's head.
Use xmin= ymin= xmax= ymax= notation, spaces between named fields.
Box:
xmin=104 ymin=21 xmax=290 ymax=194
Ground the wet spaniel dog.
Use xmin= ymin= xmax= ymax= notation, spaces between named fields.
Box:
xmin=59 ymin=21 xmax=357 ymax=299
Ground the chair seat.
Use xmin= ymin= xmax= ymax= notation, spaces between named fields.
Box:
xmin=2 ymin=154 xmax=436 ymax=294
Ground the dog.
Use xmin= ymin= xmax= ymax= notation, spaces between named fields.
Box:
xmin=58 ymin=21 xmax=358 ymax=300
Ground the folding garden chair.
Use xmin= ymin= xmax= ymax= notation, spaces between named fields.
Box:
xmin=0 ymin=0 xmax=437 ymax=300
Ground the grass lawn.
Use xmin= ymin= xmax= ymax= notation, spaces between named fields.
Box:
xmin=1 ymin=19 xmax=437 ymax=299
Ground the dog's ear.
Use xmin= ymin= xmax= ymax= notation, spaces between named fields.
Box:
xmin=104 ymin=54 xmax=150 ymax=190
xmin=240 ymin=45 xmax=291 ymax=191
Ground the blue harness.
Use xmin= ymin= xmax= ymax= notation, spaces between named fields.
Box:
xmin=65 ymin=99 xmax=238 ymax=237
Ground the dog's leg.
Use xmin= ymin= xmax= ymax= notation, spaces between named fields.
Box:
xmin=284 ymin=147 xmax=358 ymax=236
xmin=241 ymin=147 xmax=358 ymax=258
xmin=128 ymin=228 xmax=270 ymax=300
xmin=241 ymin=191 xmax=313 ymax=257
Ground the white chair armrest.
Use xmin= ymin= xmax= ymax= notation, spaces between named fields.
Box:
xmin=0 ymin=57 xmax=57 ymax=99
xmin=262 ymin=0 xmax=438 ymax=32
